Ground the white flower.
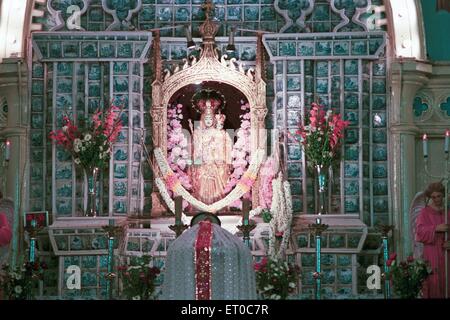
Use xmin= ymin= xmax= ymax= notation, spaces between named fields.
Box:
xmin=84 ymin=134 xmax=92 ymax=141
xmin=99 ymin=146 xmax=103 ymax=151
xmin=289 ymin=282 xmax=296 ymax=288
xmin=14 ymin=273 xmax=22 ymax=280
xmin=74 ymin=158 xmax=81 ymax=164
xmin=132 ymin=295 xmax=141 ymax=300
xmin=62 ymin=126 xmax=68 ymax=132
xmin=14 ymin=285 xmax=23 ymax=294
xmin=74 ymin=145 xmax=80 ymax=153
xmin=74 ymin=138 xmax=81 ymax=146
xmin=99 ymin=153 xmax=103 ymax=159
xmin=81 ymin=147 xmax=86 ymax=151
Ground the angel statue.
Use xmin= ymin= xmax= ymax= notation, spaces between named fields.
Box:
xmin=410 ymin=181 xmax=450 ymax=298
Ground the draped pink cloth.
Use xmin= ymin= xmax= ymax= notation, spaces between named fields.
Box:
xmin=0 ymin=213 xmax=12 ymax=246
xmin=415 ymin=206 xmax=450 ymax=298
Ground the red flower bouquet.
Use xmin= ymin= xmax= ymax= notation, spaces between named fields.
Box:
xmin=295 ymin=103 xmax=349 ymax=168
xmin=49 ymin=104 xmax=123 ymax=170
xmin=254 ymin=257 xmax=299 ymax=300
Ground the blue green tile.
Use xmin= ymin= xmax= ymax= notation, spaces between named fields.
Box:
xmin=298 ymin=42 xmax=314 ymax=56
xmin=287 ymin=76 xmax=301 ymax=90
xmin=344 ymin=197 xmax=359 ymax=213
xmin=344 ymin=110 xmax=358 ymax=125
xmin=261 ymin=5 xmax=275 ymax=20
xmin=373 ymin=145 xmax=387 ymax=161
xmin=330 ymin=235 xmax=345 ymax=248
xmin=81 ymin=43 xmax=98 ymax=58
xmin=279 ymin=42 xmax=296 ymax=56
xmin=374 ymin=198 xmax=388 ymax=212
xmin=175 ymin=6 xmax=190 ymax=21
xmin=344 ymin=60 xmax=358 ymax=75
xmin=141 ymin=5 xmax=155 ymax=20
xmin=118 ymin=43 xmax=132 ymax=58
xmin=100 ymin=43 xmax=115 ymax=58
xmin=373 ymin=163 xmax=387 ymax=178
xmin=315 ymin=41 xmax=331 ymax=55
xmin=337 ymin=269 xmax=352 ymax=284
xmin=351 ymin=40 xmax=367 ymax=55
xmin=157 ymin=6 xmax=172 ymax=21
xmin=316 ymin=79 xmax=328 ymax=94
xmin=337 ymin=255 xmax=351 ymax=266
xmin=345 ymin=145 xmax=359 ymax=161
xmin=372 ymin=79 xmax=386 ymax=94
xmin=344 ymin=163 xmax=359 ymax=178
xmin=344 ymin=180 xmax=359 ymax=195
xmin=334 ymin=41 xmax=349 ymax=55
xmin=344 ymin=76 xmax=358 ymax=91
xmin=244 ymin=6 xmax=259 ymax=20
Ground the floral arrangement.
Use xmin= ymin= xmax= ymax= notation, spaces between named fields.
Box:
xmin=295 ymin=103 xmax=349 ymax=168
xmin=387 ymin=253 xmax=432 ymax=299
xmin=154 ymin=147 xmax=265 ymax=213
xmin=49 ymin=104 xmax=123 ymax=170
xmin=0 ymin=260 xmax=47 ymax=300
xmin=118 ymin=256 xmax=161 ymax=300
xmin=254 ymin=257 xmax=299 ymax=300
xmin=224 ymin=100 xmax=251 ymax=207
xmin=268 ymin=173 xmax=293 ymax=259
xmin=167 ymin=103 xmax=192 ymax=191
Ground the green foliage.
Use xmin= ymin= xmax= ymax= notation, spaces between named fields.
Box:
xmin=254 ymin=257 xmax=299 ymax=300
xmin=389 ymin=255 xmax=432 ymax=299
xmin=0 ymin=260 xmax=47 ymax=300
xmin=118 ymin=256 xmax=160 ymax=300
xmin=262 ymin=209 xmax=272 ymax=223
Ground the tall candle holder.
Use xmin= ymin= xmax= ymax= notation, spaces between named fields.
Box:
xmin=102 ymin=220 xmax=123 ymax=300
xmin=25 ymin=219 xmax=42 ymax=264
xmin=168 ymin=196 xmax=188 ymax=237
xmin=308 ymin=216 xmax=328 ymax=300
xmin=422 ymin=131 xmax=449 ymax=298
xmin=376 ymin=224 xmax=394 ymax=299
xmin=237 ymin=199 xmax=255 ymax=248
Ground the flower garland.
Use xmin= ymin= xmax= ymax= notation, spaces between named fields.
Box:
xmin=154 ymin=177 xmax=189 ymax=224
xmin=167 ymin=103 xmax=192 ymax=191
xmin=223 ymin=101 xmax=251 ymax=207
xmin=155 ymin=147 xmax=265 ymax=213
xmin=268 ymin=173 xmax=293 ymax=260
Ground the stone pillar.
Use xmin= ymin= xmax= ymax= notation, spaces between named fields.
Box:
xmin=389 ymin=59 xmax=431 ymax=259
xmin=0 ymin=58 xmax=28 ymax=267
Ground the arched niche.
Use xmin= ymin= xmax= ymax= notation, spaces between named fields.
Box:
xmin=150 ymin=12 xmax=268 ymax=214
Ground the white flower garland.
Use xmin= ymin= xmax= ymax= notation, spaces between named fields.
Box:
xmin=268 ymin=173 xmax=293 ymax=259
xmin=154 ymin=147 xmax=265 ymax=213
xmin=154 ymin=177 xmax=189 ymax=224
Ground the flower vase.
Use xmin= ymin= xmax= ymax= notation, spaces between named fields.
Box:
xmin=85 ymin=167 xmax=99 ymax=217
xmin=315 ymin=164 xmax=328 ymax=215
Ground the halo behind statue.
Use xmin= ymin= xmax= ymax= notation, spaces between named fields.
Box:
xmin=191 ymin=89 xmax=226 ymax=114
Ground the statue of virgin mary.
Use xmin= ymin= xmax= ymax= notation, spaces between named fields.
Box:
xmin=188 ymin=90 xmax=232 ymax=205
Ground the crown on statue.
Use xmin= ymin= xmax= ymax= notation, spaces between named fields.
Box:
xmin=192 ymin=89 xmax=226 ymax=114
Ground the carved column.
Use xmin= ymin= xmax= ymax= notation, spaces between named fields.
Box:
xmin=0 ymin=58 xmax=28 ymax=267
xmin=389 ymin=59 xmax=431 ymax=259
xmin=251 ymin=33 xmax=268 ymax=209
xmin=149 ymin=31 xmax=167 ymax=216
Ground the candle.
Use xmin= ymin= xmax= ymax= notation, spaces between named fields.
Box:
xmin=5 ymin=140 xmax=10 ymax=161
xmin=316 ymin=217 xmax=321 ymax=224
xmin=422 ymin=133 xmax=428 ymax=158
xmin=445 ymin=130 xmax=449 ymax=154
